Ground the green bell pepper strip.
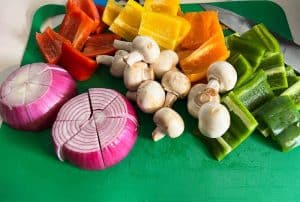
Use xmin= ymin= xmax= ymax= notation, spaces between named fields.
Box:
xmin=258 ymin=52 xmax=288 ymax=90
xmin=228 ymin=53 xmax=253 ymax=88
xmin=281 ymin=80 xmax=300 ymax=110
xmin=227 ymin=35 xmax=265 ymax=71
xmin=200 ymin=92 xmax=258 ymax=161
xmin=241 ymin=23 xmax=281 ymax=54
xmin=254 ymin=96 xmax=300 ymax=136
xmin=274 ymin=122 xmax=300 ymax=152
xmin=233 ymin=69 xmax=274 ymax=112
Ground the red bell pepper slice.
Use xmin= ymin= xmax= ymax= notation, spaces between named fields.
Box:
xmin=83 ymin=33 xmax=120 ymax=57
xmin=59 ymin=4 xmax=94 ymax=50
xmin=67 ymin=0 xmax=100 ymax=32
xmin=58 ymin=41 xmax=97 ymax=81
xmin=95 ymin=5 xmax=108 ymax=34
xmin=36 ymin=27 xmax=67 ymax=64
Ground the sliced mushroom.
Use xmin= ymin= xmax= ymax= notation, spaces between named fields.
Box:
xmin=152 ymin=107 xmax=184 ymax=141
xmin=161 ymin=69 xmax=191 ymax=107
xmin=187 ymin=84 xmax=220 ymax=118
xmin=96 ymin=50 xmax=129 ymax=77
xmin=135 ymin=80 xmax=165 ymax=113
xmin=198 ymin=101 xmax=230 ymax=138
xmin=123 ymin=62 xmax=154 ymax=91
xmin=150 ymin=50 xmax=179 ymax=79
xmin=207 ymin=61 xmax=237 ymax=93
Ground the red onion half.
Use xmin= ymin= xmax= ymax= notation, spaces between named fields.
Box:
xmin=0 ymin=63 xmax=76 ymax=130
xmin=52 ymin=88 xmax=138 ymax=170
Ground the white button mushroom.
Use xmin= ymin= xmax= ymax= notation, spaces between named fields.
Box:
xmin=135 ymin=80 xmax=165 ymax=113
xmin=152 ymin=107 xmax=185 ymax=141
xmin=207 ymin=61 xmax=237 ymax=93
xmin=96 ymin=50 xmax=129 ymax=78
xmin=187 ymin=83 xmax=220 ymax=118
xmin=123 ymin=61 xmax=154 ymax=91
xmin=161 ymin=69 xmax=191 ymax=107
xmin=113 ymin=36 xmax=160 ymax=66
xmin=198 ymin=101 xmax=230 ymax=138
xmin=150 ymin=50 xmax=179 ymax=79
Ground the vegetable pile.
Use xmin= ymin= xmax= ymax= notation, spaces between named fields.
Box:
xmin=0 ymin=0 xmax=299 ymax=170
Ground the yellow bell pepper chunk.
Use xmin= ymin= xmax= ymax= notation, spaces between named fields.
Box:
xmin=109 ymin=0 xmax=144 ymax=41
xmin=144 ymin=0 xmax=180 ymax=16
xmin=102 ymin=0 xmax=123 ymax=26
xmin=138 ymin=11 xmax=185 ymax=50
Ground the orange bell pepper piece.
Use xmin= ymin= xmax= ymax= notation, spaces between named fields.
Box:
xmin=59 ymin=4 xmax=95 ymax=50
xmin=180 ymin=11 xmax=223 ymax=50
xmin=58 ymin=41 xmax=97 ymax=81
xmin=180 ymin=32 xmax=230 ymax=82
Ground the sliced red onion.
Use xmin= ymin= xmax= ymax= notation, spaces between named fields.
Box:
xmin=0 ymin=63 xmax=76 ymax=130
xmin=52 ymin=88 xmax=138 ymax=170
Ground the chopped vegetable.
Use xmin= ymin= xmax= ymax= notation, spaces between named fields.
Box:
xmin=138 ymin=11 xmax=184 ymax=50
xmin=227 ymin=53 xmax=253 ymax=88
xmin=52 ymin=88 xmax=138 ymax=170
xmin=95 ymin=5 xmax=108 ymax=34
xmin=36 ymin=27 xmax=67 ymax=64
xmin=144 ymin=0 xmax=180 ymax=16
xmin=233 ymin=70 xmax=274 ymax=112
xmin=59 ymin=3 xmax=95 ymax=50
xmin=180 ymin=11 xmax=223 ymax=50
xmin=152 ymin=107 xmax=184 ymax=141
xmin=67 ymin=0 xmax=100 ymax=32
xmin=258 ymin=52 xmax=288 ymax=90
xmin=200 ymin=92 xmax=258 ymax=161
xmin=0 ymin=63 xmax=76 ymax=131
xmin=109 ymin=0 xmax=144 ymax=41
xmin=179 ymin=32 xmax=230 ymax=82
xmin=226 ymin=35 xmax=265 ymax=71
xmin=281 ymin=80 xmax=300 ymax=110
xmin=58 ymin=41 xmax=97 ymax=81
xmin=102 ymin=0 xmax=123 ymax=26
xmin=241 ymin=23 xmax=280 ymax=54
xmin=82 ymin=33 xmax=120 ymax=57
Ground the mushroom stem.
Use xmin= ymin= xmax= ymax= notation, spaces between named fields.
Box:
xmin=113 ymin=39 xmax=132 ymax=51
xmin=195 ymin=88 xmax=219 ymax=106
xmin=126 ymin=51 xmax=144 ymax=66
xmin=96 ymin=55 xmax=114 ymax=66
xmin=163 ymin=92 xmax=178 ymax=107
xmin=126 ymin=91 xmax=137 ymax=101
xmin=207 ymin=79 xmax=220 ymax=92
xmin=152 ymin=127 xmax=166 ymax=141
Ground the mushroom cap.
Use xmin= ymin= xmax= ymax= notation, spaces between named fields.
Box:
xmin=187 ymin=84 xmax=207 ymax=118
xmin=123 ymin=62 xmax=154 ymax=91
xmin=151 ymin=50 xmax=179 ymax=78
xmin=198 ymin=102 xmax=230 ymax=138
xmin=161 ymin=70 xmax=191 ymax=98
xmin=110 ymin=50 xmax=129 ymax=77
xmin=207 ymin=61 xmax=237 ymax=93
xmin=132 ymin=36 xmax=160 ymax=64
xmin=136 ymin=80 xmax=165 ymax=113
xmin=153 ymin=107 xmax=184 ymax=138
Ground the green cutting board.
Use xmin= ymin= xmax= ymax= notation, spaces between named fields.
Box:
xmin=0 ymin=1 xmax=298 ymax=202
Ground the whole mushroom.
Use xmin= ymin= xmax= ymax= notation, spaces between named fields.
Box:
xmin=152 ymin=107 xmax=185 ymax=141
xmin=128 ymin=80 xmax=165 ymax=114
xmin=114 ymin=36 xmax=160 ymax=65
xmin=198 ymin=101 xmax=230 ymax=138
xmin=161 ymin=69 xmax=191 ymax=107
xmin=150 ymin=50 xmax=179 ymax=79
xmin=187 ymin=83 xmax=220 ymax=118
xmin=96 ymin=50 xmax=129 ymax=77
xmin=123 ymin=62 xmax=154 ymax=91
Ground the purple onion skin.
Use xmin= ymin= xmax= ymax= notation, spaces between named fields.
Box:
xmin=51 ymin=89 xmax=138 ymax=170
xmin=0 ymin=63 xmax=77 ymax=131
